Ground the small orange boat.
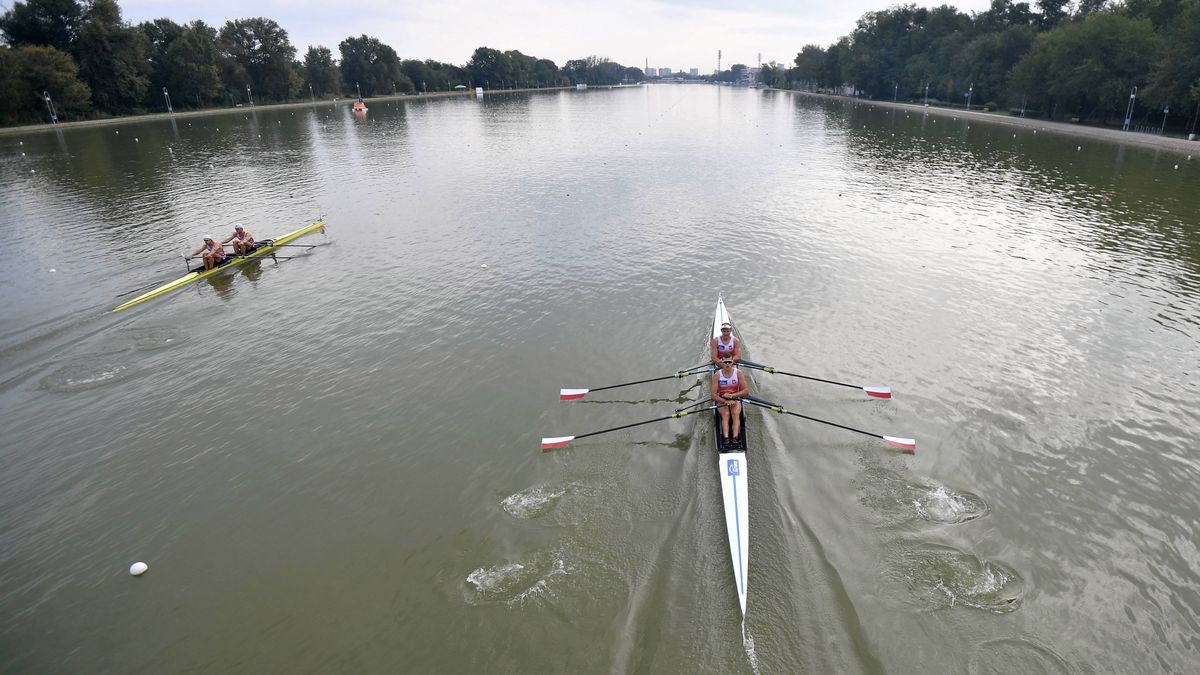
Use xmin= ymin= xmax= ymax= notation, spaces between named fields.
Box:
xmin=352 ymin=99 xmax=368 ymax=113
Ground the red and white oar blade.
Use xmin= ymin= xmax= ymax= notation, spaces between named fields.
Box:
xmin=559 ymin=388 xmax=589 ymax=401
xmin=884 ymin=436 xmax=917 ymax=453
xmin=864 ymin=386 xmax=892 ymax=399
xmin=541 ymin=436 xmax=575 ymax=450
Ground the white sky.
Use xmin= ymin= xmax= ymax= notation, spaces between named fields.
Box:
xmin=118 ymin=0 xmax=993 ymax=71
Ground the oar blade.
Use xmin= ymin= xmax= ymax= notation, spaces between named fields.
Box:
xmin=541 ymin=436 xmax=575 ymax=451
xmin=884 ymin=436 xmax=917 ymax=453
xmin=559 ymin=388 xmax=589 ymax=401
xmin=864 ymin=386 xmax=892 ymax=399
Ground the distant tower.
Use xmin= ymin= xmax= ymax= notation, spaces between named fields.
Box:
xmin=757 ymin=53 xmax=761 ymax=69
xmin=717 ymin=49 xmax=722 ymax=76
xmin=645 ymin=57 xmax=648 ymax=73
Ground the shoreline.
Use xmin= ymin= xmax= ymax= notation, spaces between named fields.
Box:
xmin=767 ymin=88 xmax=1199 ymax=157
xmin=0 ymin=87 xmax=572 ymax=136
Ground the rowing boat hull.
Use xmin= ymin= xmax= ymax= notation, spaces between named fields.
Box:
xmin=714 ymin=296 xmax=750 ymax=617
xmin=112 ymin=220 xmax=325 ymax=312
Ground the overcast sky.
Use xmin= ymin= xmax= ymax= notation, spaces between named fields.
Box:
xmin=118 ymin=0 xmax=993 ymax=71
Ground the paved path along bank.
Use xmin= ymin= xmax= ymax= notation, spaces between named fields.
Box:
xmin=773 ymin=89 xmax=1199 ymax=158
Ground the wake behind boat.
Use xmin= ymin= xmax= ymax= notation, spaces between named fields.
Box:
xmin=541 ymin=296 xmax=915 ymax=619
xmin=112 ymin=220 xmax=326 ymax=312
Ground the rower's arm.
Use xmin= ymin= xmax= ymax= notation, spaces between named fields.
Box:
xmin=710 ymin=373 xmax=721 ymax=401
xmin=710 ymin=338 xmax=720 ymax=365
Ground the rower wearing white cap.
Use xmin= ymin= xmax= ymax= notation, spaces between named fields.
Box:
xmin=711 ymin=320 xmax=741 ymax=367
xmin=187 ymin=234 xmax=227 ymax=270
xmin=221 ymin=223 xmax=256 ymax=255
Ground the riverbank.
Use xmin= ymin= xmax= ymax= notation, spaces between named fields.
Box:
xmin=771 ymin=89 xmax=1198 ymax=157
xmin=0 ymin=87 xmax=572 ymax=137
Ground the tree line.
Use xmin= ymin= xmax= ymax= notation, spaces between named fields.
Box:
xmin=0 ymin=0 xmax=645 ymax=125
xmin=757 ymin=0 xmax=1199 ymax=128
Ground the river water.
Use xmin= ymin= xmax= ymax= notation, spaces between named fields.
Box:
xmin=1 ymin=86 xmax=1197 ymax=674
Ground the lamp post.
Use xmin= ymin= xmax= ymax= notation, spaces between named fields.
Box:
xmin=1160 ymin=105 xmax=1169 ymax=135
xmin=924 ymin=81 xmax=929 ymax=106
xmin=246 ymin=84 xmax=254 ymax=106
xmin=163 ymin=87 xmax=172 ymax=113
xmin=1190 ymin=99 xmax=1199 ymax=141
xmin=965 ymin=82 xmax=973 ymax=111
xmin=356 ymin=81 xmax=361 ymax=98
xmin=1020 ymin=94 xmax=1027 ymax=118
xmin=308 ymin=83 xmax=314 ymax=103
xmin=1123 ymin=86 xmax=1137 ymax=131
xmin=43 ymin=91 xmax=58 ymax=124
xmin=894 ymin=82 xmax=898 ymax=102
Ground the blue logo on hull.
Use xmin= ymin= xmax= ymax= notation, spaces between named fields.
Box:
xmin=726 ymin=459 xmax=740 ymax=476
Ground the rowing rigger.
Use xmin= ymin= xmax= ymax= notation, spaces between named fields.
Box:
xmin=541 ymin=296 xmax=916 ymax=620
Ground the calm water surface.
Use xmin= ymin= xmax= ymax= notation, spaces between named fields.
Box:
xmin=1 ymin=86 xmax=1198 ymax=674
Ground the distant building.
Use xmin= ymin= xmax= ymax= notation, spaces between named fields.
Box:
xmin=646 ymin=68 xmax=657 ymax=77
xmin=661 ymin=68 xmax=672 ymax=76
xmin=690 ymin=68 xmax=699 ymax=77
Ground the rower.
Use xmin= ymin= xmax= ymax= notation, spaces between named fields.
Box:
xmin=712 ymin=358 xmax=748 ymax=446
xmin=221 ymin=224 xmax=256 ymax=255
xmin=711 ymin=320 xmax=741 ymax=366
xmin=187 ymin=235 xmax=226 ymax=270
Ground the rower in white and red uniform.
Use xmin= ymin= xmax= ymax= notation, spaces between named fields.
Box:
xmin=187 ymin=234 xmax=226 ymax=270
xmin=221 ymin=223 xmax=256 ymax=255
xmin=711 ymin=320 xmax=741 ymax=366
xmin=712 ymin=358 xmax=748 ymax=446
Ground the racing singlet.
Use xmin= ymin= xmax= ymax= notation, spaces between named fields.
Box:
xmin=204 ymin=240 xmax=226 ymax=261
xmin=715 ymin=335 xmax=737 ymax=358
xmin=718 ymin=368 xmax=741 ymax=396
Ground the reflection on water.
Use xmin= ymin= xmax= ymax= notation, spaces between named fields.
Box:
xmin=1 ymin=86 xmax=1198 ymax=674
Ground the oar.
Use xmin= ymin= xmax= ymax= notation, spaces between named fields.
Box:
xmin=739 ymin=360 xmax=892 ymax=399
xmin=542 ymin=404 xmax=720 ymax=451
xmin=560 ymin=364 xmax=715 ymax=400
xmin=739 ymin=394 xmax=915 ymax=453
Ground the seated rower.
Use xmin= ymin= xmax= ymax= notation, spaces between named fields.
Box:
xmin=221 ymin=223 xmax=256 ymax=255
xmin=711 ymin=320 xmax=741 ymax=366
xmin=187 ymin=235 xmax=226 ymax=270
xmin=712 ymin=358 xmax=748 ymax=446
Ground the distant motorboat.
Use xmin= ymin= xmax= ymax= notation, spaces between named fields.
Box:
xmin=352 ymin=99 xmax=368 ymax=113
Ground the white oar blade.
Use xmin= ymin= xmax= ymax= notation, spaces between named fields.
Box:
xmin=884 ymin=436 xmax=917 ymax=453
xmin=559 ymin=388 xmax=589 ymax=401
xmin=541 ymin=436 xmax=575 ymax=450
xmin=864 ymin=386 xmax=892 ymax=399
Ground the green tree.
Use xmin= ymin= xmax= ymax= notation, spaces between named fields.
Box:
xmin=0 ymin=0 xmax=83 ymax=52
xmin=162 ymin=21 xmax=222 ymax=107
xmin=219 ymin=18 xmax=297 ymax=102
xmin=73 ymin=0 xmax=150 ymax=112
xmin=1141 ymin=2 xmax=1200 ymax=109
xmin=305 ymin=46 xmax=342 ymax=96
xmin=338 ymin=34 xmax=405 ymax=96
xmin=467 ymin=46 xmax=507 ymax=87
xmin=794 ymin=44 xmax=825 ymax=86
xmin=1010 ymin=13 xmax=1161 ymax=118
xmin=532 ymin=58 xmax=560 ymax=86
xmin=0 ymin=44 xmax=90 ymax=124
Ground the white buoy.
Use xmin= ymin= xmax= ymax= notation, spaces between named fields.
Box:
xmin=1077 ymin=146 xmax=1081 ymax=151
xmin=209 ymin=164 xmax=214 ymax=168
xmin=134 ymin=138 xmax=139 ymax=142
xmin=481 ymin=263 xmax=488 ymax=268
xmin=129 ymin=561 xmax=148 ymax=576
xmin=48 ymin=268 xmax=56 ymax=273
xmin=30 ymin=169 xmax=35 ymax=173
xmin=115 ymin=130 xmax=119 ymax=134
xmin=1175 ymin=165 xmax=1179 ymax=169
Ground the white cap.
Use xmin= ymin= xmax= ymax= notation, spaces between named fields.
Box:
xmin=202 ymin=234 xmax=213 ymax=241
xmin=233 ymin=223 xmax=244 ymax=230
